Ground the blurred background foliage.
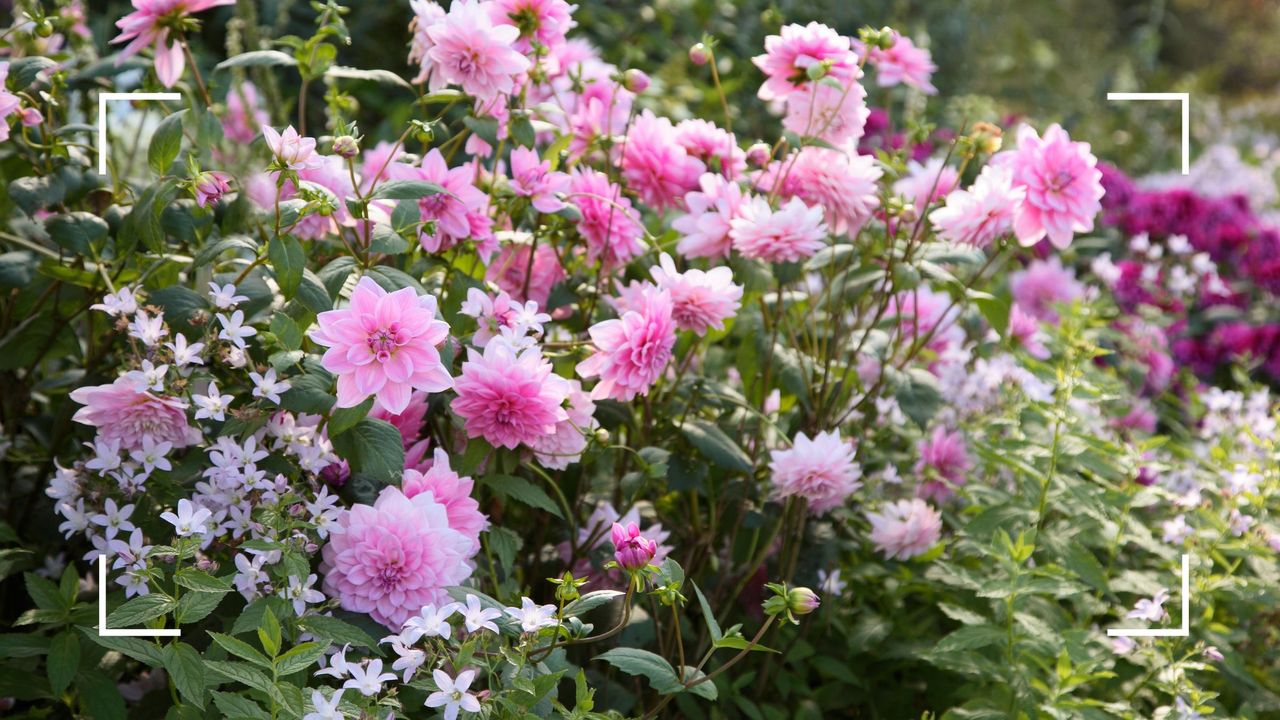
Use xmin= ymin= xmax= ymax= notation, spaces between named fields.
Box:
xmin=80 ymin=0 xmax=1280 ymax=174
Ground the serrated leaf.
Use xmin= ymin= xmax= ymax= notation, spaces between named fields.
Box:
xmin=330 ymin=417 xmax=404 ymax=486
xmin=80 ymin=630 xmax=166 ymax=667
xmin=296 ymin=614 xmax=378 ymax=649
xmin=210 ymin=690 xmax=271 ymax=719
xmin=206 ymin=660 xmax=273 ymax=694
xmin=175 ymin=590 xmax=224 ymax=624
xmin=47 ymin=631 xmax=78 ymax=696
xmin=174 ymin=568 xmax=234 ymax=594
xmin=933 ymin=624 xmax=1006 ymax=654
xmin=106 ymin=594 xmax=174 ymax=628
xmin=165 ymin=642 xmax=206 ymax=709
xmin=274 ymin=642 xmax=327 ymax=675
xmin=209 ymin=632 xmax=272 ymax=668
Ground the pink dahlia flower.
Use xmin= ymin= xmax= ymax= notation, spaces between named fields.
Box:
xmin=490 ymin=0 xmax=577 ymax=54
xmin=369 ymin=390 xmax=430 ymax=447
xmin=262 ymin=125 xmax=322 ymax=172
xmin=893 ymin=157 xmax=959 ymax=214
xmin=1009 ymin=257 xmax=1084 ymax=322
xmin=529 ymin=379 xmax=596 ymax=469
xmin=730 ymin=196 xmax=828 ymax=263
xmin=887 ymin=287 xmax=963 ymax=357
xmin=782 ymin=79 xmax=870 ymax=147
xmin=1007 ymin=304 xmax=1050 ymax=359
xmin=111 ymin=0 xmax=235 ymax=88
xmin=928 ymin=164 xmax=1026 ymax=248
xmin=999 ymin=123 xmax=1105 ymax=249
xmin=867 ymin=499 xmax=942 ymax=560
xmin=426 ymin=0 xmax=531 ymax=102
xmin=193 ymin=171 xmax=232 ymax=208
xmin=753 ymin=22 xmax=859 ymax=101
xmin=673 ymin=173 xmax=747 ymax=260
xmin=310 ymin=277 xmax=453 ymax=415
xmin=70 ymin=377 xmax=200 ymax=452
xmin=864 ymin=32 xmax=937 ymax=94
xmin=611 ymin=522 xmax=657 ymax=570
xmin=452 ymin=343 xmax=570 ymax=449
xmin=402 ymin=448 xmax=487 ymax=554
xmin=576 ymin=286 xmax=676 ymax=401
xmin=619 ymin=110 xmax=706 ymax=211
xmin=486 ymin=242 xmax=565 ymax=307
xmin=388 ymin=149 xmax=491 ymax=253
xmin=568 ymin=168 xmax=645 ymax=267
xmin=509 ymin=146 xmax=569 ymax=213
xmin=768 ymin=430 xmax=862 ymax=515
xmin=649 ymin=253 xmax=743 ymax=335
xmin=319 ymin=486 xmax=474 ymax=629
xmin=408 ymin=0 xmax=448 ymax=88
xmin=756 ymin=147 xmax=881 ymax=236
xmin=674 ymin=119 xmax=747 ymax=180
xmin=222 ymin=81 xmax=269 ymax=145
xmin=914 ymin=426 xmax=972 ymax=502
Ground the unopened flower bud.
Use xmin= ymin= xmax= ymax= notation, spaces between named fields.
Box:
xmin=611 ymin=522 xmax=657 ymax=571
xmin=787 ymin=587 xmax=820 ymax=615
xmin=805 ymin=61 xmax=830 ymax=82
xmin=745 ymin=142 xmax=772 ymax=167
xmin=35 ymin=20 xmax=54 ymax=38
xmin=969 ymin=121 xmax=1003 ymax=154
xmin=332 ymin=135 xmax=360 ymax=159
xmin=594 ymin=428 xmax=610 ymax=444
xmin=20 ymin=107 xmax=43 ymax=126
xmin=623 ymin=69 xmax=650 ymax=94
xmin=193 ymin=171 xmax=232 ymax=209
xmin=689 ymin=43 xmax=710 ymax=66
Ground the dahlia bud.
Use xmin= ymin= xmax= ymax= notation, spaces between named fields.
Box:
xmin=331 ymin=135 xmax=360 ymax=159
xmin=35 ymin=19 xmax=54 ymax=38
xmin=611 ymin=522 xmax=657 ymax=571
xmin=745 ymin=142 xmax=772 ymax=167
xmin=192 ymin=171 xmax=232 ymax=209
xmin=969 ymin=121 xmax=1003 ymax=154
xmin=593 ymin=428 xmax=611 ymax=445
xmin=688 ymin=43 xmax=710 ymax=66
xmin=762 ymin=582 xmax=819 ymax=624
xmin=19 ymin=107 xmax=43 ymax=126
xmin=1135 ymin=466 xmax=1156 ymax=487
xmin=623 ymin=69 xmax=651 ymax=94
xmin=786 ymin=587 xmax=821 ymax=616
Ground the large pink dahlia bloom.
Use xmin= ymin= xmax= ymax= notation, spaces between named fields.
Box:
xmin=452 ymin=343 xmax=570 ymax=449
xmin=866 ymin=499 xmax=943 ymax=560
xmin=310 ymin=277 xmax=452 ymax=415
xmin=403 ymin=448 xmax=488 ymax=554
xmin=768 ymin=430 xmax=862 ymax=515
xmin=577 ymin=286 xmax=676 ymax=401
xmin=70 ymin=377 xmax=200 ymax=452
xmin=425 ymin=0 xmax=531 ymax=102
xmin=999 ymin=123 xmax=1105 ymax=249
xmin=753 ymin=22 xmax=859 ymax=101
xmin=319 ymin=486 xmax=474 ymax=629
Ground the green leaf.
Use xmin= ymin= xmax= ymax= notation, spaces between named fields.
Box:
xmin=258 ymin=608 xmax=281 ymax=658
xmin=369 ymin=179 xmax=449 ymax=201
xmin=510 ymin=115 xmax=536 ymax=148
xmin=148 ymin=109 xmax=188 ymax=175
xmin=208 ymin=632 xmax=272 ymax=668
xmin=281 ymin=371 xmax=336 ymax=415
xmin=164 ymin=642 xmax=206 ymax=709
xmin=106 ymin=594 xmax=174 ymax=628
xmin=594 ymin=648 xmax=684 ymax=694
xmin=481 ymin=474 xmax=563 ymax=518
xmin=206 ymin=660 xmax=273 ymax=694
xmin=296 ymin=614 xmax=378 ymax=649
xmin=9 ymin=56 xmax=57 ymax=89
xmin=26 ymin=572 xmax=66 ymax=611
xmin=47 ymin=631 xmax=79 ymax=696
xmin=215 ymin=50 xmax=298 ymax=71
xmin=175 ymin=590 xmax=224 ymax=624
xmin=0 ymin=633 xmax=50 ymax=659
xmin=325 ymin=66 xmax=412 ymax=89
xmin=365 ymin=265 xmax=425 ymax=294
xmin=1063 ymin=544 xmax=1109 ymax=592
xmin=9 ymin=174 xmax=67 ymax=215
xmin=80 ymin=630 xmax=165 ymax=667
xmin=330 ymin=418 xmax=405 ymax=486
xmin=562 ymin=590 xmax=623 ymax=618
xmin=174 ymin=568 xmax=234 ymax=594
xmin=46 ymin=212 xmax=108 ymax=255
xmin=327 ymin=397 xmax=373 ymax=436
xmin=895 ymin=368 xmax=943 ymax=428
xmin=691 ymin=582 xmax=722 ymax=643
xmin=933 ymin=624 xmax=1006 ymax=654
xmin=680 ymin=668 xmax=718 ymax=700
xmin=712 ymin=634 xmax=779 ymax=653
xmin=269 ymin=313 xmax=303 ymax=351
xmin=485 ymin=526 xmax=522 ymax=573
xmin=462 ymin=116 xmax=499 ymax=147
xmin=369 ymin=222 xmax=411 ymax=255
xmin=680 ymin=420 xmax=753 ymax=474
xmin=210 ymin=690 xmax=271 ymax=719
xmin=274 ymin=641 xmax=327 ymax=675
xmin=76 ymin=670 xmax=126 ymax=720
xmin=194 ymin=234 xmax=259 ymax=267
xmin=269 ymin=235 xmax=305 ymax=298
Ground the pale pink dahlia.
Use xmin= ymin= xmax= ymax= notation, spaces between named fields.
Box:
xmin=451 ymin=343 xmax=570 ymax=449
xmin=486 ymin=242 xmax=565 ymax=307
xmin=928 ymin=164 xmax=1025 ymax=248
xmin=673 ymin=173 xmax=747 ymax=260
xmin=618 ymin=110 xmax=706 ymax=211
xmin=1006 ymin=304 xmax=1050 ymax=359
xmin=577 ymin=286 xmax=676 ymax=401
xmin=893 ymin=157 xmax=959 ymax=213
xmin=509 ymin=146 xmax=569 ymax=213
xmin=319 ymin=486 xmax=474 ymax=629
xmin=914 ymin=426 xmax=972 ymax=502
xmin=426 ymin=0 xmax=531 ymax=102
xmin=864 ymin=32 xmax=937 ymax=94
xmin=369 ymin=390 xmax=430 ymax=446
xmin=402 ymin=448 xmax=487 ymax=554
xmin=753 ymin=22 xmax=859 ymax=101
xmin=490 ymin=0 xmax=577 ymax=54
xmin=866 ymin=499 xmax=942 ymax=560
xmin=568 ymin=168 xmax=645 ymax=267
xmin=222 ymin=81 xmax=269 ymax=145
xmin=388 ymin=149 xmax=491 ymax=253
xmin=111 ymin=0 xmax=235 ymax=88
xmin=310 ymin=277 xmax=453 ymax=415
xmin=649 ymin=253 xmax=743 ymax=335
xmin=407 ymin=0 xmax=448 ymax=87
xmin=998 ymin=123 xmax=1105 ymax=249
xmin=730 ymin=196 xmax=828 ymax=263
xmin=782 ymin=79 xmax=869 ymax=147
xmin=262 ymin=125 xmax=322 ymax=172
xmin=674 ymin=119 xmax=747 ymax=180
xmin=70 ymin=377 xmax=200 ymax=452
xmin=1009 ymin=257 xmax=1084 ymax=322
xmin=529 ymin=379 xmax=597 ymax=469
xmin=768 ymin=430 xmax=862 ymax=515
xmin=756 ymin=147 xmax=881 ymax=235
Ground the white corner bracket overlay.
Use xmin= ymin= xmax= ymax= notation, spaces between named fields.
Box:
xmin=96 ymin=92 xmax=183 ymax=175
xmin=1106 ymin=92 xmax=1190 ymax=176
xmin=96 ymin=553 xmax=181 ymax=637
xmin=1107 ymin=554 xmax=1190 ymax=638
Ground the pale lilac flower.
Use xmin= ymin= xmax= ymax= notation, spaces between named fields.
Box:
xmin=166 ymin=333 xmax=205 ymax=368
xmin=193 ymin=381 xmax=233 ymax=421
xmin=208 ymin=282 xmax=248 ymax=309
xmin=310 ymin=277 xmax=452 ymax=415
xmin=111 ymin=0 xmax=236 ymax=88
xmin=509 ymin=146 xmax=569 ymax=213
xmin=129 ymin=437 xmax=173 ymax=474
xmin=1203 ymin=646 xmax=1224 ymax=662
xmin=648 ymin=253 xmax=743 ymax=335
xmin=504 ymin=597 xmax=558 ymax=633
xmin=389 ymin=639 xmax=427 ymax=682
xmin=401 ymin=602 xmax=460 ymax=643
xmin=1126 ymin=588 xmax=1169 ymax=622
xmin=343 ymin=659 xmax=397 ymax=697
xmin=124 ymin=360 xmax=168 ymax=392
xmin=461 ymin=594 xmax=502 ymax=634
xmin=89 ymin=499 xmax=136 ymax=540
xmin=1110 ymin=636 xmax=1136 ymax=655
xmin=262 ymin=125 xmax=322 ymax=171
xmin=314 ymin=645 xmax=354 ymax=680
xmin=216 ymin=310 xmax=257 ymax=348
xmin=818 ymin=568 xmax=846 ymax=596
xmin=769 ymin=430 xmax=862 ymax=514
xmin=85 ymin=439 xmax=123 ymax=474
xmin=303 ymin=688 xmax=344 ymax=720
xmin=281 ymin=574 xmax=324 ymax=616
xmin=91 ymin=287 xmax=139 ymax=317
xmin=1229 ymin=509 xmax=1254 ymax=537
xmin=730 ymin=196 xmax=828 ymax=264
xmin=119 ymin=570 xmax=150 ymax=598
xmin=107 ymin=528 xmax=150 ymax=571
xmin=866 ymin=499 xmax=943 ymax=560
xmin=426 ymin=668 xmax=482 ymax=720
xmin=250 ymin=368 xmax=291 ymax=404
xmin=233 ymin=553 xmax=268 ymax=601
xmin=128 ymin=311 xmax=167 ymax=346
xmin=160 ymin=499 xmax=213 ymax=537
xmin=426 ymin=0 xmax=531 ymax=102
